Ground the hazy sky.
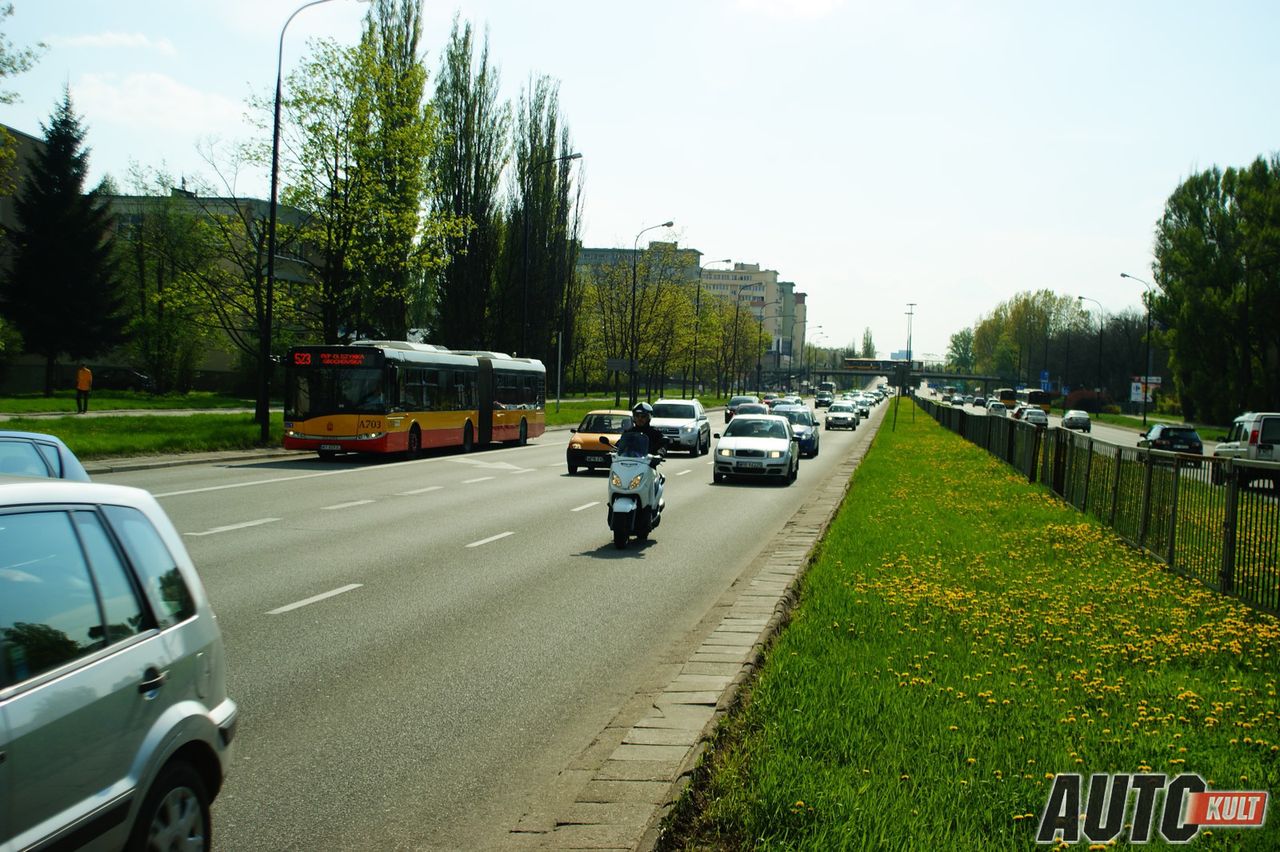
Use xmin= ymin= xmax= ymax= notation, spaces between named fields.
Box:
xmin=6 ymin=0 xmax=1279 ymax=358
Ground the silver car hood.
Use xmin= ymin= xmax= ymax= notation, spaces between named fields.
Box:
xmin=717 ymin=437 xmax=790 ymax=452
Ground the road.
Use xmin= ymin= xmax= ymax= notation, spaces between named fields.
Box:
xmin=96 ymin=404 xmax=883 ymax=849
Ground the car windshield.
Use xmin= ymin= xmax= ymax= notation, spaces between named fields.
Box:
xmin=614 ymin=432 xmax=650 ymax=457
xmin=652 ymin=403 xmax=695 ymax=419
xmin=1065 ymin=410 xmax=1086 ymax=418
xmin=779 ymin=409 xmax=813 ymax=426
xmin=724 ymin=419 xmax=788 ymax=440
xmin=579 ymin=414 xmax=630 ymax=433
xmin=829 ymin=404 xmax=853 ymax=412
xmin=729 ymin=396 xmax=756 ymax=406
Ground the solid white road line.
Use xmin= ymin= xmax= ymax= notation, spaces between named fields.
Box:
xmin=267 ymin=583 xmax=363 ymax=615
xmin=185 ymin=517 xmax=280 ymax=537
xmin=463 ymin=476 xmax=495 ymax=484
xmin=322 ymin=499 xmax=375 ymax=510
xmin=466 ymin=531 xmax=514 ymax=548
xmin=398 ymin=486 xmax=444 ymax=495
xmin=570 ymin=501 xmax=599 ymax=512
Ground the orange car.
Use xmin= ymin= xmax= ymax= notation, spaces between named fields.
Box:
xmin=567 ymin=409 xmax=633 ymax=474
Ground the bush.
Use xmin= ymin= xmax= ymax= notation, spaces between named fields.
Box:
xmin=1064 ymin=388 xmax=1108 ymax=413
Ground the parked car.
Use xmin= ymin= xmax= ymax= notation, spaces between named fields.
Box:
xmin=1061 ymin=409 xmax=1092 ymax=432
xmin=1137 ymin=424 xmax=1204 ymax=466
xmin=1022 ymin=408 xmax=1049 ymax=427
xmin=92 ymin=366 xmax=155 ymax=392
xmin=725 ymin=395 xmax=760 ymax=422
xmin=0 ymin=478 xmax=237 ymax=852
xmin=651 ymin=398 xmax=711 ymax=455
xmin=1211 ymin=412 xmax=1280 ymax=488
xmin=712 ymin=414 xmax=799 ymax=485
xmin=986 ymin=401 xmax=1008 ymax=418
xmin=825 ymin=402 xmax=859 ymax=430
xmin=774 ymin=405 xmax=820 ymax=458
xmin=567 ymin=409 xmax=632 ymax=474
xmin=814 ymin=391 xmax=834 ymax=408
xmin=0 ymin=430 xmax=91 ymax=480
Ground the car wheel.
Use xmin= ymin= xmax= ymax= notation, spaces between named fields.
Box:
xmin=713 ymin=471 xmax=725 ymax=484
xmin=812 ymin=444 xmax=819 ymax=458
xmin=567 ymin=463 xmax=578 ymax=475
xmin=126 ymin=760 xmax=210 ymax=852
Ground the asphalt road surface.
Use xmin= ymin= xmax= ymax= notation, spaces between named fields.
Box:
xmin=97 ymin=406 xmax=881 ymax=850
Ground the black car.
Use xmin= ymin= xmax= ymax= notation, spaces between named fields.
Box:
xmin=1138 ymin=424 xmax=1204 ymax=465
xmin=725 ymin=395 xmax=760 ymax=423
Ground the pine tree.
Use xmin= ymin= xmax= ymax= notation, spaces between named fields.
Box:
xmin=2 ymin=88 xmax=125 ymax=394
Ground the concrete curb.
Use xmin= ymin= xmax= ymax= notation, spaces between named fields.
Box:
xmin=503 ymin=403 xmax=888 ymax=851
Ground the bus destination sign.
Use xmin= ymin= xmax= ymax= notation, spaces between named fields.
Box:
xmin=291 ymin=349 xmax=379 ymax=368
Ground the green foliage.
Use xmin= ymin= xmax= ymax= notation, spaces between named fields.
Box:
xmin=860 ymin=327 xmax=875 ymax=358
xmin=1154 ymin=156 xmax=1280 ymax=422
xmin=2 ymin=89 xmax=126 ymax=393
xmin=0 ymin=2 xmax=44 ymax=106
xmin=947 ymin=327 xmax=975 ymax=373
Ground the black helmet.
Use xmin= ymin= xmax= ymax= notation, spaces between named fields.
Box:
xmin=632 ymin=402 xmax=653 ymax=416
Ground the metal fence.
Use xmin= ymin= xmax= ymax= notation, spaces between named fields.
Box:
xmin=918 ymin=398 xmax=1280 ymax=614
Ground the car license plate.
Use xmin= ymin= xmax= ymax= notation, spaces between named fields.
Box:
xmin=738 ymin=461 xmax=763 ymax=469
xmin=584 ymin=454 xmax=604 ymax=463
xmin=320 ymin=444 xmax=342 ymax=451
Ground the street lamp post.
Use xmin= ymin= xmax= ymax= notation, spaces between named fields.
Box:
xmin=264 ymin=0 xmax=353 ymax=442
xmin=523 ymin=152 xmax=581 ymax=357
xmin=693 ymin=258 xmax=731 ymax=397
xmin=1078 ymin=296 xmax=1104 ymax=393
xmin=1120 ymin=273 xmax=1155 ymax=427
xmin=629 ymin=221 xmax=673 ymax=407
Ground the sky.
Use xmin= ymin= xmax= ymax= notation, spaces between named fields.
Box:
xmin=5 ymin=0 xmax=1280 ymax=360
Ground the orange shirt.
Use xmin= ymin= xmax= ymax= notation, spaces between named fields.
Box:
xmin=76 ymin=367 xmax=93 ymax=391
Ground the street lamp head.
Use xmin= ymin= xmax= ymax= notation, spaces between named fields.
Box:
xmin=567 ymin=152 xmax=583 ymax=160
xmin=661 ymin=221 xmax=673 ymax=228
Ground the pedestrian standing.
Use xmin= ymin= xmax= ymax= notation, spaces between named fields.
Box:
xmin=75 ymin=363 xmax=93 ymax=414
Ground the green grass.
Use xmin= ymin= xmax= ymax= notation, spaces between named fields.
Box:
xmin=662 ymin=404 xmax=1280 ymax=850
xmin=1 ymin=413 xmax=283 ymax=459
xmin=0 ymin=390 xmax=255 ymax=414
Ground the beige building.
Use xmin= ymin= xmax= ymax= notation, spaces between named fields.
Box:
xmin=699 ymin=262 xmax=807 ymax=372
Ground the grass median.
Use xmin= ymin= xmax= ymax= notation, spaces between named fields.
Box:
xmin=1 ymin=413 xmax=283 ymax=459
xmin=662 ymin=401 xmax=1280 ymax=850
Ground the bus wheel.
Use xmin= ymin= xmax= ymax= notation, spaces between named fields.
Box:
xmin=406 ymin=426 xmax=422 ymax=459
xmin=462 ymin=422 xmax=474 ymax=453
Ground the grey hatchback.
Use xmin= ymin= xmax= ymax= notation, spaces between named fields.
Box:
xmin=0 ymin=478 xmax=237 ymax=851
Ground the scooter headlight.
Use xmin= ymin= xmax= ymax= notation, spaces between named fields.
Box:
xmin=628 ymin=474 xmax=644 ymax=490
xmin=611 ymin=473 xmax=623 ymax=487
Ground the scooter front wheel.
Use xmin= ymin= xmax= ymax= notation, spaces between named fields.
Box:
xmin=614 ymin=527 xmax=628 ymax=549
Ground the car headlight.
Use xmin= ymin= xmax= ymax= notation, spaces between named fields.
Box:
xmin=718 ymin=448 xmax=732 ymax=457
xmin=681 ymin=424 xmax=695 ymax=433
xmin=611 ymin=473 xmax=623 ymax=487
xmin=768 ymin=450 xmax=783 ymax=458
xmin=628 ymin=474 xmax=644 ymax=490
xmin=570 ymin=442 xmax=582 ymax=450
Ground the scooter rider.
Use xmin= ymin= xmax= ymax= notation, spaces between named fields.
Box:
xmin=625 ymin=402 xmax=666 ymax=456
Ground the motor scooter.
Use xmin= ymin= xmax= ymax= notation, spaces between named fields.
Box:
xmin=600 ymin=433 xmax=665 ymax=549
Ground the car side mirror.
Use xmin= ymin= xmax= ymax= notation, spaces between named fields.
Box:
xmin=713 ymin=433 xmax=721 ymax=439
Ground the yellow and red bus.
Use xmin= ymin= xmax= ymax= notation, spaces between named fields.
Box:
xmin=1015 ymin=388 xmax=1053 ymax=413
xmin=283 ymin=341 xmax=545 ymax=459
xmin=992 ymin=387 xmax=1017 ymax=408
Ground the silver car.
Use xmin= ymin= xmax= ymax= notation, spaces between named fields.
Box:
xmin=1061 ymin=409 xmax=1092 ymax=432
xmin=0 ymin=478 xmax=237 ymax=851
xmin=712 ymin=414 xmax=799 ymax=485
xmin=651 ymin=398 xmax=711 ymax=455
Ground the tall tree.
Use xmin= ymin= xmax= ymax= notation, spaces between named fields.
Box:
xmin=431 ymin=16 xmax=509 ymax=350
xmin=946 ymin=328 xmax=974 ymax=373
xmin=2 ymin=89 xmax=125 ymax=394
xmin=860 ymin=327 xmax=875 ymax=358
xmin=349 ymin=0 xmax=455 ymax=339
xmin=0 ymin=3 xmax=45 ymax=195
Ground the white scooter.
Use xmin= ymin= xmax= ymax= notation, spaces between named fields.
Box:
xmin=600 ymin=432 xmax=665 ymax=549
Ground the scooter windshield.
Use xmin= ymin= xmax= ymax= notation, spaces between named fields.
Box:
xmin=614 ymin=432 xmax=650 ymax=458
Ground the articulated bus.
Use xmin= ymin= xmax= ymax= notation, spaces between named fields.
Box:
xmin=992 ymin=387 xmax=1017 ymax=408
xmin=283 ymin=340 xmax=546 ymax=459
xmin=1015 ymin=388 xmax=1053 ymax=413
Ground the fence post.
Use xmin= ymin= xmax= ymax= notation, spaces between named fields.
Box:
xmin=1051 ymin=429 xmax=1068 ymax=496
xmin=1081 ymin=438 xmax=1094 ymax=513
xmin=1138 ymin=452 xmax=1154 ymax=549
xmin=1220 ymin=461 xmax=1239 ymax=593
xmin=1029 ymin=427 xmax=1041 ymax=483
xmin=1166 ymin=461 xmax=1180 ymax=566
xmin=1108 ymin=447 xmax=1123 ymax=527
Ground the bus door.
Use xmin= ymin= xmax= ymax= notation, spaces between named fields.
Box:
xmin=475 ymin=360 xmax=494 ymax=445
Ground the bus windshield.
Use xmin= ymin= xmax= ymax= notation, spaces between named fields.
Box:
xmin=286 ymin=366 xmax=386 ymax=420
